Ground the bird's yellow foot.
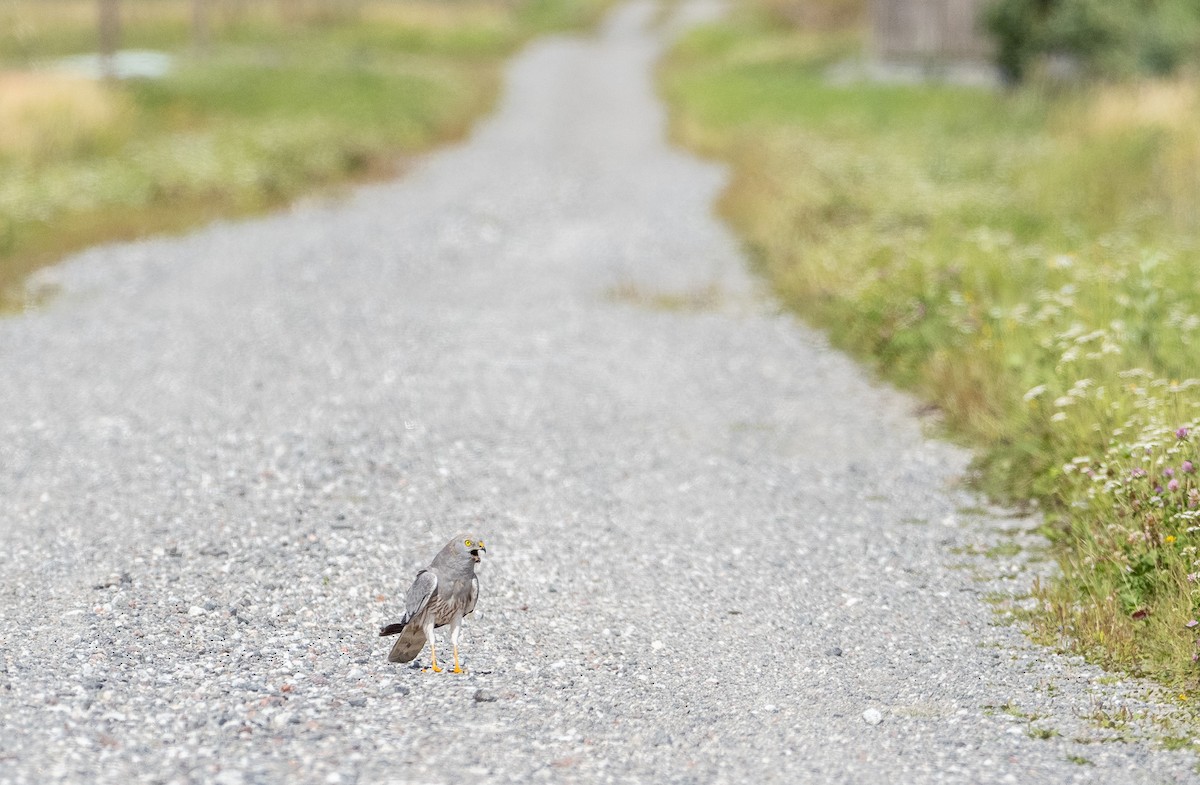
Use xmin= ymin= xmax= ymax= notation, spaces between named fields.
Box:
xmin=451 ymin=665 xmax=465 ymax=674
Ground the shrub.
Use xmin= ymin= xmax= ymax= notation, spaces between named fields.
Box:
xmin=984 ymin=0 xmax=1200 ymax=82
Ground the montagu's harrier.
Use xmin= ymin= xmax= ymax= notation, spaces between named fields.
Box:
xmin=379 ymin=535 xmax=485 ymax=673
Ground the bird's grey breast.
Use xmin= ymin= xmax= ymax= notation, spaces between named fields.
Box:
xmin=429 ymin=569 xmax=476 ymax=624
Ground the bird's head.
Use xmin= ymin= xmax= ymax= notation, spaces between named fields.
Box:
xmin=455 ymin=535 xmax=487 ymax=564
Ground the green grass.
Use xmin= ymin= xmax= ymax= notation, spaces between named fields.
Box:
xmin=1163 ymin=735 xmax=1195 ymax=751
xmin=662 ymin=3 xmax=1200 ymax=689
xmin=0 ymin=0 xmax=611 ymax=307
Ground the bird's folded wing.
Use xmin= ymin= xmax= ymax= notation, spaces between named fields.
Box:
xmin=404 ymin=569 xmax=438 ymax=619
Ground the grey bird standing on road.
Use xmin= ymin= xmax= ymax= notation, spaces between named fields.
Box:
xmin=379 ymin=534 xmax=485 ymax=673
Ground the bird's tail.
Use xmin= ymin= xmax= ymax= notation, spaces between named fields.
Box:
xmin=385 ymin=624 xmax=427 ymax=664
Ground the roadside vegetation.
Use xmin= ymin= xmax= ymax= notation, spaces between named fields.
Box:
xmin=0 ymin=0 xmax=609 ymax=306
xmin=984 ymin=0 xmax=1200 ymax=83
xmin=662 ymin=0 xmax=1200 ymax=688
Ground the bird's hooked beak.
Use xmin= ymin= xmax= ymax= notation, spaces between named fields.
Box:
xmin=470 ymin=544 xmax=486 ymax=563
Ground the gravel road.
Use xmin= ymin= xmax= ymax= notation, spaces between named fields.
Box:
xmin=1 ymin=2 xmax=1197 ymax=783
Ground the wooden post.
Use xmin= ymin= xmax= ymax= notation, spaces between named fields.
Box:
xmin=192 ymin=0 xmax=210 ymax=52
xmin=277 ymin=0 xmax=299 ymax=26
xmin=98 ymin=0 xmax=120 ymax=80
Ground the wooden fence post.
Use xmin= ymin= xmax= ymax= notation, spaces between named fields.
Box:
xmin=98 ymin=0 xmax=121 ymax=79
xmin=193 ymin=0 xmax=211 ymax=52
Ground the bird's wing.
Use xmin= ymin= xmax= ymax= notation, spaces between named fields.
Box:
xmin=403 ymin=568 xmax=438 ymax=621
xmin=464 ymin=574 xmax=479 ymax=616
xmin=379 ymin=568 xmax=439 ymax=637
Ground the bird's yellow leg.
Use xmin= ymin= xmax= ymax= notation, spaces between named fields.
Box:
xmin=424 ymin=641 xmax=443 ymax=673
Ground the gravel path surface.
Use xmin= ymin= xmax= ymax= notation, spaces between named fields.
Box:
xmin=1 ymin=2 xmax=1197 ymax=783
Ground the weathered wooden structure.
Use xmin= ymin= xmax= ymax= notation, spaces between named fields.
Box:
xmin=870 ymin=0 xmax=992 ymax=63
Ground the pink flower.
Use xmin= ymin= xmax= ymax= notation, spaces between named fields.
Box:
xmin=1170 ymin=479 xmax=1181 ymax=492
xmin=1184 ymin=461 xmax=1195 ymax=474
xmin=1165 ymin=467 xmax=1176 ymax=478
xmin=1179 ymin=427 xmax=1191 ymax=440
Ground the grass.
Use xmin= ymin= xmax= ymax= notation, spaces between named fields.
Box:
xmin=606 ymin=281 xmax=725 ymax=312
xmin=661 ymin=2 xmax=1200 ymax=690
xmin=0 ymin=0 xmax=611 ymax=307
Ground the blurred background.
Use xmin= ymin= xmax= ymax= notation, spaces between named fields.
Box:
xmin=2 ymin=0 xmax=1198 ymax=309
xmin=0 ymin=0 xmax=609 ymax=306
xmin=776 ymin=0 xmax=1200 ymax=82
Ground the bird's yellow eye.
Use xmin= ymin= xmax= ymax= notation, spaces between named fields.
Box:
xmin=464 ymin=539 xmax=473 ymax=547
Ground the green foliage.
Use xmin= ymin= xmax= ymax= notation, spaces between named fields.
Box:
xmin=664 ymin=8 xmax=1200 ymax=687
xmin=983 ymin=0 xmax=1200 ymax=82
xmin=981 ymin=0 xmax=1049 ymax=82
xmin=517 ymin=0 xmax=614 ymax=32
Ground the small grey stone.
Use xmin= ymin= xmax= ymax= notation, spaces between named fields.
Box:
xmin=474 ymin=689 xmax=498 ymax=703
xmin=863 ymin=708 xmax=884 ymax=726
xmin=825 ymin=646 xmax=843 ymax=657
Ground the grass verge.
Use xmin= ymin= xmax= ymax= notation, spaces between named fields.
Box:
xmin=661 ymin=4 xmax=1200 ymax=688
xmin=0 ymin=0 xmax=611 ymax=308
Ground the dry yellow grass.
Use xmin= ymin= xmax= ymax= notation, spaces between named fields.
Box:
xmin=1 ymin=0 xmax=191 ymax=32
xmin=0 ymin=0 xmax=391 ymax=40
xmin=1086 ymin=79 xmax=1200 ymax=135
xmin=1085 ymin=80 xmax=1200 ymax=230
xmin=0 ymin=0 xmax=508 ymax=34
xmin=0 ymin=70 xmax=127 ymax=159
xmin=753 ymin=0 xmax=864 ymax=31
xmin=360 ymin=1 xmax=512 ymax=29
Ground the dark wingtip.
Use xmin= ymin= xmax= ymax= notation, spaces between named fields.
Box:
xmin=379 ymin=623 xmax=406 ymax=637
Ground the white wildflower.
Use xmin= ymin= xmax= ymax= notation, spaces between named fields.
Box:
xmin=1023 ymin=385 xmax=1047 ymax=401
